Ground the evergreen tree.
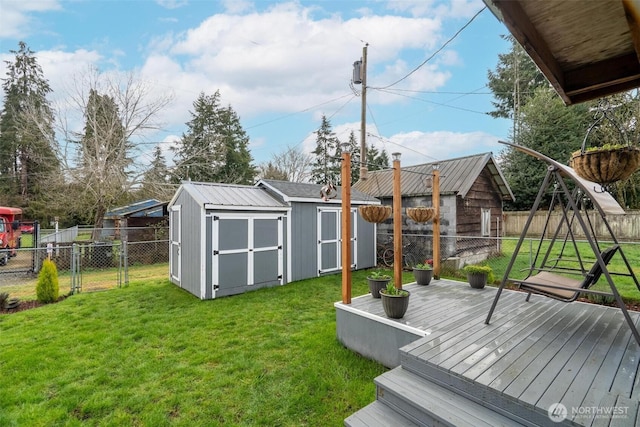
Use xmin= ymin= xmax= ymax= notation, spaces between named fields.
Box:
xmin=487 ymin=35 xmax=548 ymax=143
xmin=172 ymin=91 xmax=255 ymax=184
xmin=310 ymin=115 xmax=341 ymax=185
xmin=139 ymin=146 xmax=173 ymax=200
xmin=76 ymin=89 xmax=132 ymax=236
xmin=0 ymin=41 xmax=59 ymax=212
xmin=501 ymin=87 xmax=590 ymax=210
xmin=365 ymin=143 xmax=390 ymax=172
xmin=215 ymin=105 xmax=255 ymax=184
xmin=342 ymin=131 xmax=360 ymax=185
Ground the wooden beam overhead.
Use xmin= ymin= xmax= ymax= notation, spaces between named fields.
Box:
xmin=623 ymin=0 xmax=640 ymax=63
xmin=491 ymin=0 xmax=569 ymax=104
xmin=565 ymin=53 xmax=640 ymax=97
xmin=485 ymin=0 xmax=640 ymax=105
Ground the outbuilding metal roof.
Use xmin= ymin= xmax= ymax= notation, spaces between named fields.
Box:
xmin=105 ymin=199 xmax=167 ymax=218
xmin=172 ymin=182 xmax=288 ymax=210
xmin=352 ymin=153 xmax=514 ymax=201
xmin=257 ymin=179 xmax=379 ymax=204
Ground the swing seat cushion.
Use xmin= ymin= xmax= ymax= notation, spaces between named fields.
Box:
xmin=513 ymin=245 xmax=619 ymax=302
xmin=517 ymin=271 xmax=583 ymax=300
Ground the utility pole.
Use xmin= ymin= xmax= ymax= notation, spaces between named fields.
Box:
xmin=353 ymin=44 xmax=368 ymax=180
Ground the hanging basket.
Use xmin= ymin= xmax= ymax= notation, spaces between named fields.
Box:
xmin=570 ymin=146 xmax=640 ymax=184
xmin=407 ymin=207 xmax=435 ymax=223
xmin=358 ymin=205 xmax=392 ymax=223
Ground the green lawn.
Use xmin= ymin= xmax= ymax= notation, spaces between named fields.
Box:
xmin=0 ymin=269 xmax=413 ymax=426
xmin=483 ymin=240 xmax=640 ymax=302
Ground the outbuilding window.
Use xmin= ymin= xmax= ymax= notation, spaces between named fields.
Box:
xmin=481 ymin=208 xmax=491 ymax=237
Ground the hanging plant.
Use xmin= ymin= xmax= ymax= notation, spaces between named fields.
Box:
xmin=569 ymin=102 xmax=640 ymax=185
xmin=407 ymin=207 xmax=435 ymax=223
xmin=570 ymin=145 xmax=640 ymax=184
xmin=358 ymin=205 xmax=392 ymax=223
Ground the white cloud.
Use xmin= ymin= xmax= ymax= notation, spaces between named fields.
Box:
xmin=144 ymin=2 xmax=446 ymax=124
xmin=155 ymin=0 xmax=188 ymax=10
xmin=0 ymin=0 xmax=61 ymax=38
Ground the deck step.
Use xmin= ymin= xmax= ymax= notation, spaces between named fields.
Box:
xmin=375 ymin=367 xmax=527 ymax=427
xmin=400 ymin=343 xmax=559 ymax=426
xmin=344 ymin=400 xmax=419 ymax=427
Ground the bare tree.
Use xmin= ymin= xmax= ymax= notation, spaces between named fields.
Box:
xmin=270 ymin=145 xmax=312 ymax=183
xmin=51 ymin=67 xmax=173 ymax=236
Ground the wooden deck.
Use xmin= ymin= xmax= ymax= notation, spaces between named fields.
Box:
xmin=337 ymin=279 xmax=640 ymax=426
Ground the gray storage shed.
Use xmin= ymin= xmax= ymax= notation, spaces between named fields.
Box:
xmin=169 ymin=180 xmax=378 ymax=299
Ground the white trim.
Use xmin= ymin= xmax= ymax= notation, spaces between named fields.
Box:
xmin=204 ymin=203 xmax=288 ymax=211
xmin=200 ymin=208 xmax=206 ymax=299
xmin=211 ymin=213 xmax=220 ymax=299
xmin=333 ymin=301 xmax=428 ymax=338
xmin=212 ymin=213 xmax=285 ymax=295
xmin=169 ymin=205 xmax=181 ymax=285
xmin=317 ymin=207 xmax=341 ymax=274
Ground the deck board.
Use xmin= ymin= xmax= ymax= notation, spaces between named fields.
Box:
xmin=337 ymin=279 xmax=640 ymax=426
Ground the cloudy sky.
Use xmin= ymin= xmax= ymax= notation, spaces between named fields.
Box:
xmin=0 ymin=0 xmax=513 ymax=168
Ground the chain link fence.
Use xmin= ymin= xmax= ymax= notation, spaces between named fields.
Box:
xmin=0 ymin=227 xmax=169 ymax=300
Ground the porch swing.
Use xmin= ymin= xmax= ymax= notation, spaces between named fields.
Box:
xmin=485 ymin=142 xmax=640 ymax=345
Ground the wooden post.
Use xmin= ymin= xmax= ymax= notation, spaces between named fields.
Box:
xmin=393 ymin=153 xmax=402 ymax=289
xmin=341 ymin=150 xmax=352 ymax=304
xmin=432 ymin=167 xmax=441 ymax=279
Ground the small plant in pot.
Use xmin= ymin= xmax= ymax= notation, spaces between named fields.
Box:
xmin=379 ymin=283 xmax=410 ymax=319
xmin=413 ymin=262 xmax=433 ymax=286
xmin=367 ymin=270 xmax=392 ymax=298
xmin=463 ymin=264 xmax=494 ymax=289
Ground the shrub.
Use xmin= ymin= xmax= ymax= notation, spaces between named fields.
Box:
xmin=36 ymin=259 xmax=60 ymax=304
xmin=0 ymin=292 xmax=9 ymax=309
xmin=463 ymin=264 xmax=496 ymax=284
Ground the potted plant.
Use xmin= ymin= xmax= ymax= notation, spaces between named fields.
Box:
xmin=379 ymin=283 xmax=410 ymax=318
xmin=367 ymin=270 xmax=391 ymax=298
xmin=413 ymin=262 xmax=433 ymax=286
xmin=463 ymin=264 xmax=494 ymax=289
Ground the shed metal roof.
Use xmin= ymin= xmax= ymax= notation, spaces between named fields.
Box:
xmin=257 ymin=179 xmax=379 ymax=204
xmin=105 ymin=199 xmax=167 ymax=218
xmin=484 ymin=0 xmax=640 ymax=105
xmin=352 ymin=153 xmax=514 ymax=201
xmin=172 ymin=182 xmax=288 ymax=211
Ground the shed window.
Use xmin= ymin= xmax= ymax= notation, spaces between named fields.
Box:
xmin=481 ymin=208 xmax=491 ymax=237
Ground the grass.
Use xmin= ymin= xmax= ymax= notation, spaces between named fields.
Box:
xmin=481 ymin=240 xmax=640 ymax=302
xmin=0 ymin=268 xmax=414 ymax=426
xmin=1 ymin=263 xmax=170 ymax=301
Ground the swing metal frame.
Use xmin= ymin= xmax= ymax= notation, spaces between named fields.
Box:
xmin=485 ymin=142 xmax=640 ymax=345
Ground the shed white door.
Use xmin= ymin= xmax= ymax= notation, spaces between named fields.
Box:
xmin=169 ymin=205 xmax=181 ymax=285
xmin=213 ymin=214 xmax=283 ymax=297
xmin=317 ymin=208 xmax=357 ymax=274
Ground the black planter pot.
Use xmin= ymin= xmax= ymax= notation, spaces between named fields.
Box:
xmin=367 ymin=278 xmax=390 ymax=298
xmin=467 ymin=273 xmax=487 ymax=289
xmin=413 ymin=268 xmax=433 ymax=286
xmin=380 ymin=289 xmax=410 ymax=318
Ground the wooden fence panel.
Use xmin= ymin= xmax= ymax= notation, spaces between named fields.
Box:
xmin=503 ymin=210 xmax=640 ymax=241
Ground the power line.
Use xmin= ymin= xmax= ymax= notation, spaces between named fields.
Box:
xmin=375 ymin=87 xmax=490 ymax=115
xmin=371 ymin=7 xmax=487 ymax=91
